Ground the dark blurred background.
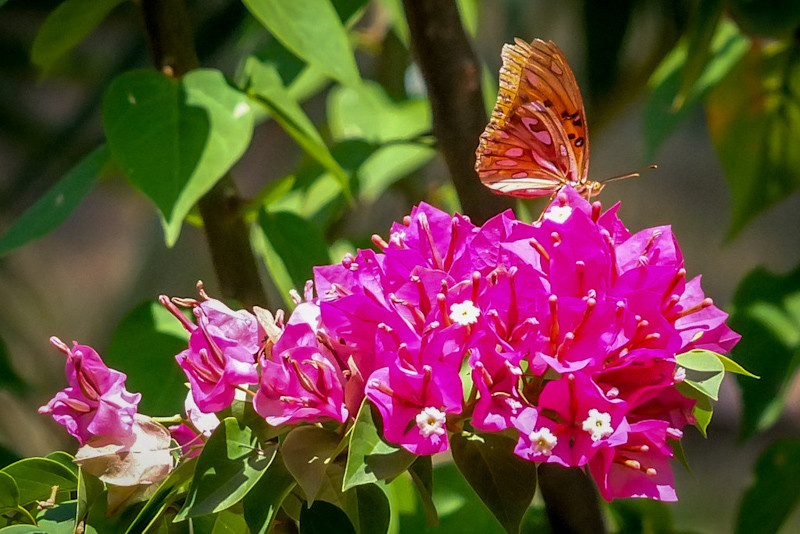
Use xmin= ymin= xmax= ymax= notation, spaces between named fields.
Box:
xmin=1 ymin=1 xmax=799 ymax=531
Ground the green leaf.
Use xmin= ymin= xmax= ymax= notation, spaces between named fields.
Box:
xmin=677 ymin=382 xmax=714 ymax=437
xmin=106 ymin=300 xmax=190 ymax=416
xmin=1 ymin=458 xmax=78 ymax=506
xmin=728 ymin=265 xmax=800 ymax=439
xmin=327 ymin=81 xmax=434 ymax=201
xmin=352 ymin=484 xmax=391 ymax=534
xmin=343 ymin=401 xmax=417 ymax=491
xmin=190 ymin=509 xmax=249 ymax=534
xmin=242 ymin=453 xmax=296 ymax=534
xmin=643 ymin=19 xmax=749 ymax=160
xmin=734 ymin=439 xmax=800 ymax=534
xmin=673 ymin=0 xmax=725 ymax=110
xmin=45 ymin=452 xmax=79 ymax=482
xmin=0 ymin=145 xmax=108 ymax=256
xmin=175 ymin=418 xmax=276 ymax=520
xmin=0 ymin=526 xmax=60 ymax=533
xmin=451 ymin=432 xmax=538 ymax=534
xmin=408 ymin=456 xmax=437 ymax=527
xmin=282 ymin=426 xmax=342 ymax=503
xmin=0 ymin=471 xmax=18 ymax=512
xmin=299 ymin=500 xmax=356 ymax=534
xmin=76 ymin=469 xmax=104 ymax=529
xmin=124 ymin=457 xmax=197 ymax=534
xmin=243 ymin=58 xmax=350 ymax=196
xmin=103 ymin=69 xmax=254 ymax=245
xmin=676 ymin=349 xmax=726 ymax=400
xmin=31 ymin=0 xmax=126 ymax=75
xmin=716 ymin=353 xmax=759 ymax=378
xmin=256 ymin=209 xmax=331 ymax=300
xmin=242 ymin=0 xmax=361 ymax=87
xmin=37 ymin=500 xmax=78 ymax=533
xmin=707 ymin=41 xmax=800 ymax=238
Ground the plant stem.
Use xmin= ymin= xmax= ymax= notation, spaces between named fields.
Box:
xmin=401 ymin=0 xmax=513 ymax=224
xmin=139 ymin=0 xmax=268 ymax=308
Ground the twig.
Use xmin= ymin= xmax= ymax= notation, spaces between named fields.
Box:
xmin=139 ymin=0 xmax=267 ymax=307
xmin=401 ymin=0 xmax=513 ymax=223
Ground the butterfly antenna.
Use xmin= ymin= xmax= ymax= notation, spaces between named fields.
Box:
xmin=600 ymin=164 xmax=658 ymax=184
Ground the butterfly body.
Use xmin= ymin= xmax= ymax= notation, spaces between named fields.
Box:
xmin=476 ymin=38 xmax=603 ymax=198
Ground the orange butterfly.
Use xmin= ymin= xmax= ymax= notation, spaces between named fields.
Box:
xmin=475 ymin=38 xmax=603 ymax=198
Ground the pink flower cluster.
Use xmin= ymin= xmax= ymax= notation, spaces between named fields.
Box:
xmin=40 ymin=188 xmax=739 ymax=502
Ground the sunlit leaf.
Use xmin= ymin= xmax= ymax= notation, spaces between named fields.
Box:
xmin=31 ymin=0 xmax=126 ymax=75
xmin=243 ymin=58 xmax=350 ymax=195
xmin=643 ymin=19 xmax=749 ymax=160
xmin=190 ymin=508 xmax=249 ymax=534
xmin=36 ymin=500 xmax=78 ymax=533
xmin=674 ymin=0 xmax=725 ymax=110
xmin=0 ymin=145 xmax=108 ymax=256
xmin=734 ymin=439 xmax=800 ymax=534
xmin=706 ymin=41 xmax=800 ymax=238
xmin=103 ymin=69 xmax=254 ymax=245
xmin=728 ymin=265 xmax=800 ymax=439
xmin=327 ymin=81 xmax=434 ymax=200
xmin=676 ymin=383 xmax=714 ymax=437
xmin=106 ymin=300 xmax=190 ymax=416
xmin=451 ymin=432 xmax=538 ymax=534
xmin=175 ymin=418 xmax=276 ymax=520
xmin=242 ymin=0 xmax=361 ymax=87
xmin=676 ymin=350 xmax=726 ymax=400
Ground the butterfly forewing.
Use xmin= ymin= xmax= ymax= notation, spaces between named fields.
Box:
xmin=476 ymin=38 xmax=596 ymax=198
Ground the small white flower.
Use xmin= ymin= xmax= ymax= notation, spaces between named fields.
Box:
xmin=674 ymin=367 xmax=686 ymax=382
xmin=582 ymin=408 xmax=614 ymax=442
xmin=543 ymin=205 xmax=572 ymax=223
xmin=529 ymin=427 xmax=558 ymax=456
xmin=449 ymin=300 xmax=480 ymax=326
xmin=415 ymin=407 xmax=447 ymax=438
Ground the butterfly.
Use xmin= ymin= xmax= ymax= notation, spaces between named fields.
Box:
xmin=475 ymin=38 xmax=603 ymax=198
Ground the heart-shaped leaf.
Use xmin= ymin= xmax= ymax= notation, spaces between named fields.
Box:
xmin=282 ymin=426 xmax=341 ymax=503
xmin=103 ymin=69 xmax=253 ymax=245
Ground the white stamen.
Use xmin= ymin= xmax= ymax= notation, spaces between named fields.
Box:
xmin=582 ymin=408 xmax=614 ymax=441
xmin=449 ymin=300 xmax=480 ymax=326
xmin=415 ymin=407 xmax=447 ymax=438
xmin=544 ymin=205 xmax=572 ymax=223
xmin=529 ymin=427 xmax=558 ymax=456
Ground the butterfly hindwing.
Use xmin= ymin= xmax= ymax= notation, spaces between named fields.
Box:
xmin=476 ymin=38 xmax=597 ymax=198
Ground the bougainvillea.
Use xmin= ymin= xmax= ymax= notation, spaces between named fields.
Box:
xmin=39 ymin=187 xmax=740 ymax=509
